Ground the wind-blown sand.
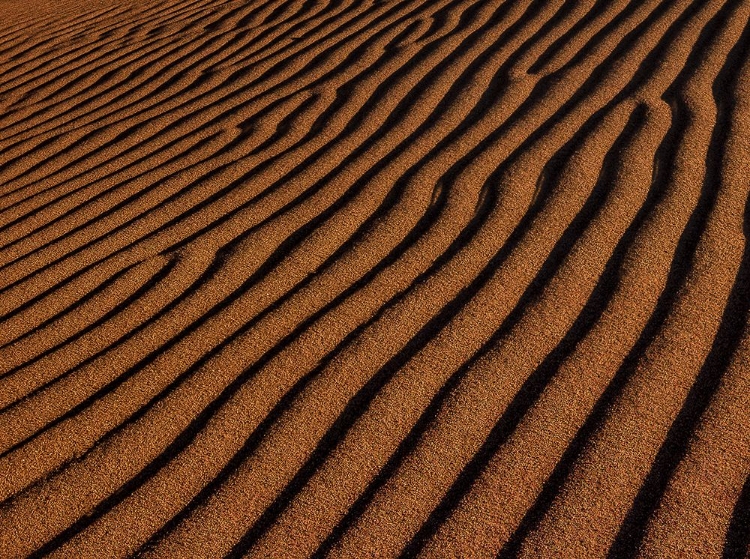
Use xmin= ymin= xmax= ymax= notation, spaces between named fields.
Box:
xmin=0 ymin=0 xmax=749 ymax=556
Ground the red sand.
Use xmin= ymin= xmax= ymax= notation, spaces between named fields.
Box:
xmin=0 ymin=0 xmax=749 ymax=556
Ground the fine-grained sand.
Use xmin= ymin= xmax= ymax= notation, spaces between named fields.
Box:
xmin=0 ymin=0 xmax=749 ymax=556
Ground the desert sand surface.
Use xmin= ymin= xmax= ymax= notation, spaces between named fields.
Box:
xmin=0 ymin=0 xmax=749 ymax=556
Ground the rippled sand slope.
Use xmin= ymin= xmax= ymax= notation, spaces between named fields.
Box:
xmin=0 ymin=0 xmax=749 ymax=556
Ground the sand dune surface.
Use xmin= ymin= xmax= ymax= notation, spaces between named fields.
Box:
xmin=0 ymin=0 xmax=749 ymax=556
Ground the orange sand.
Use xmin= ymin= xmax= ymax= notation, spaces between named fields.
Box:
xmin=0 ymin=0 xmax=749 ymax=556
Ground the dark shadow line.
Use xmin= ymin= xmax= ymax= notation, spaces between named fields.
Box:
xmin=0 ymin=259 xmax=146 ymax=357
xmin=0 ymin=256 xmax=177 ymax=421
xmin=0 ymin=133 xmax=222 ymax=265
xmin=724 ymin=470 xmax=750 ymax=558
xmin=0 ymin=0 xmax=214 ymax=115
xmin=529 ymin=0 xmax=633 ymax=74
xmin=0 ymin=0 xmax=334 ymax=145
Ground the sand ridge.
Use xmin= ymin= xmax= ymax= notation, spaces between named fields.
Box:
xmin=0 ymin=0 xmax=749 ymax=557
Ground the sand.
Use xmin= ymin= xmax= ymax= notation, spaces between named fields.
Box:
xmin=0 ymin=0 xmax=748 ymax=556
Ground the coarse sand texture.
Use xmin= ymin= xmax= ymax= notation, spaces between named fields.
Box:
xmin=0 ymin=0 xmax=749 ymax=556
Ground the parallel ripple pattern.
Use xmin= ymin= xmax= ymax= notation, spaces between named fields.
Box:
xmin=0 ymin=0 xmax=749 ymax=556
